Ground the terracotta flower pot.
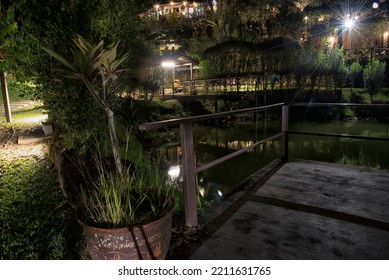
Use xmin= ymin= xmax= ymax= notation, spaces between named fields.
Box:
xmin=77 ymin=196 xmax=175 ymax=260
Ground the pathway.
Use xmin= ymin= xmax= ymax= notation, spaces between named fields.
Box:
xmin=0 ymin=100 xmax=38 ymax=115
xmin=190 ymin=159 xmax=389 ymax=259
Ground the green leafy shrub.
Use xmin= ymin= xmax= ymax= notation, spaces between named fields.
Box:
xmin=363 ymin=59 xmax=386 ymax=102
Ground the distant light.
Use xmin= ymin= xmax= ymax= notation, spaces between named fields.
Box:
xmin=329 ymin=36 xmax=335 ymax=43
xmin=161 ymin=60 xmax=175 ymax=68
xmin=373 ymin=2 xmax=379 ymax=9
xmin=217 ymin=190 xmax=223 ymax=197
xmin=154 ymin=4 xmax=160 ymax=9
xmin=183 ymin=1 xmax=187 ymax=5
xmin=199 ymin=187 xmax=205 ymax=197
xmin=384 ymin=32 xmax=389 ymax=37
xmin=170 ymin=1 xmax=174 ymax=5
xmin=344 ymin=18 xmax=354 ymax=29
xmin=212 ymin=0 xmax=218 ymax=12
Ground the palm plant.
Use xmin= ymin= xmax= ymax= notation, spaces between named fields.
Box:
xmin=44 ymin=35 xmax=128 ymax=175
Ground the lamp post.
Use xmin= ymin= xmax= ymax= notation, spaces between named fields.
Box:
xmin=343 ymin=15 xmax=355 ymax=50
xmin=154 ymin=4 xmax=160 ymax=20
xmin=328 ymin=36 xmax=335 ymax=49
xmin=162 ymin=60 xmax=176 ymax=96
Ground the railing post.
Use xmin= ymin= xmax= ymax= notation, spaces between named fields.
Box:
xmin=281 ymin=105 xmax=289 ymax=162
xmin=180 ymin=122 xmax=198 ymax=227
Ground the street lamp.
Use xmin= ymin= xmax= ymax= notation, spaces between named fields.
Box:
xmin=161 ymin=61 xmax=175 ymax=68
xmin=212 ymin=0 xmax=218 ymax=13
xmin=384 ymin=32 xmax=389 ymax=48
xmin=344 ymin=18 xmax=354 ymax=29
xmin=161 ymin=60 xmax=176 ymax=96
xmin=154 ymin=4 xmax=160 ymax=20
xmin=328 ymin=36 xmax=335 ymax=49
xmin=342 ymin=14 xmax=358 ymax=49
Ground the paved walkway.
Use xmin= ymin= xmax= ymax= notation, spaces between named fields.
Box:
xmin=191 ymin=159 xmax=389 ymax=259
xmin=0 ymin=100 xmax=38 ymax=115
xmin=0 ymin=100 xmax=46 ymax=123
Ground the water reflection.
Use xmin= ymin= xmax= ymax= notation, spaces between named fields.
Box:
xmin=162 ymin=120 xmax=389 ymax=201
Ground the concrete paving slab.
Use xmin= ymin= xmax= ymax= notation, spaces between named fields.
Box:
xmin=191 ymin=201 xmax=389 ymax=259
xmin=17 ymin=135 xmax=51 ymax=145
xmin=256 ymin=160 xmax=389 ymax=223
xmin=191 ymin=160 xmax=389 ymax=260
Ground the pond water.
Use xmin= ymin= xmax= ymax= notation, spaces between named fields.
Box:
xmin=162 ymin=119 xmax=389 ymax=200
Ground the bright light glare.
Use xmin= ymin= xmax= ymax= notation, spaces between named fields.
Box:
xmin=217 ymin=190 xmax=223 ymax=197
xmin=372 ymin=2 xmax=379 ymax=9
xmin=161 ymin=61 xmax=175 ymax=68
xmin=344 ymin=18 xmax=354 ymax=29
xmin=168 ymin=165 xmax=180 ymax=181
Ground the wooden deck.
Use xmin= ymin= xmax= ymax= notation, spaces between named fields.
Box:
xmin=190 ymin=159 xmax=389 ymax=259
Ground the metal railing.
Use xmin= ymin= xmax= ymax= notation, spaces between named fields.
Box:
xmin=139 ymin=103 xmax=285 ymax=227
xmin=139 ymin=102 xmax=389 ymax=227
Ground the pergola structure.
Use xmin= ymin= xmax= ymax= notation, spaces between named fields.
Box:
xmin=160 ymin=53 xmax=199 ymax=95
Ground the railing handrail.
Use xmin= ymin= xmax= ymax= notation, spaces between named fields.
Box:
xmin=289 ymin=102 xmax=389 ymax=108
xmin=289 ymin=131 xmax=389 ymax=142
xmin=138 ymin=102 xmax=389 ymax=227
xmin=138 ymin=102 xmax=285 ymax=131
xmin=139 ymin=102 xmax=389 ymax=131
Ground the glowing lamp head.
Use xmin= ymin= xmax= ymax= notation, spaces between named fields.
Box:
xmin=161 ymin=61 xmax=175 ymax=68
xmin=344 ymin=18 xmax=354 ymax=29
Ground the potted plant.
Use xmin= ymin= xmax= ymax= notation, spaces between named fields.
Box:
xmin=45 ymin=35 xmax=175 ymax=259
xmin=76 ymin=138 xmax=175 ymax=260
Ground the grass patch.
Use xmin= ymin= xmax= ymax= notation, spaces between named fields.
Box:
xmin=10 ymin=107 xmax=44 ymax=119
xmin=0 ymin=106 xmax=47 ymax=123
xmin=0 ymin=155 xmax=86 ymax=259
